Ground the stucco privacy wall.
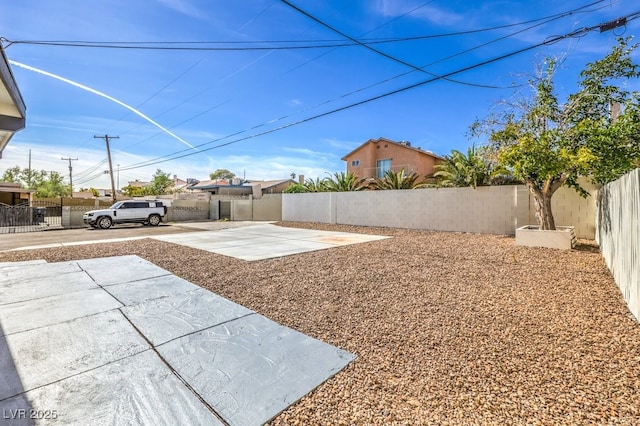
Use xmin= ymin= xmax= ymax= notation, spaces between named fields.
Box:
xmin=166 ymin=200 xmax=210 ymax=222
xmin=335 ymin=186 xmax=526 ymax=234
xmin=252 ymin=194 xmax=282 ymax=221
xmin=550 ymin=179 xmax=599 ymax=240
xmin=283 ymin=184 xmax=596 ymax=238
xmin=596 ymin=168 xmax=640 ymax=322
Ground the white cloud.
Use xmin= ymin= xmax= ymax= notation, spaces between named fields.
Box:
xmin=154 ymin=0 xmax=207 ymax=19
xmin=374 ymin=0 xmax=464 ymax=26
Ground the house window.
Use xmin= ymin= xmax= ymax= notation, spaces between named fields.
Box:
xmin=351 ymin=160 xmax=360 ymax=167
xmin=376 ymin=158 xmax=391 ymax=178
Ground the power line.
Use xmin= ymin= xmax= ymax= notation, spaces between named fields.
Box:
xmin=281 ymin=0 xmax=509 ymax=89
xmin=0 ymin=0 xmax=609 ymax=52
xmin=118 ymin=1 xmax=619 ymax=169
xmin=119 ymin=10 xmax=639 ymax=172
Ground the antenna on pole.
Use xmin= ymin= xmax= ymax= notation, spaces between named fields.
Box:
xmin=94 ymin=134 xmax=119 ymax=203
xmin=61 ymin=156 xmax=78 ymax=197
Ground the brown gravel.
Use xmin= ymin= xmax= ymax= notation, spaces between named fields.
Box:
xmin=2 ymin=222 xmax=639 ymax=425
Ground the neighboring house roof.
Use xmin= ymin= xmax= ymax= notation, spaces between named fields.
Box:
xmin=0 ymin=182 xmax=33 ymax=193
xmin=246 ymin=179 xmax=295 ymax=190
xmin=188 ymin=179 xmax=232 ymax=191
xmin=127 ymin=180 xmax=151 ymax=188
xmin=341 ymin=137 xmax=444 ymax=161
xmin=189 ymin=178 xmax=294 ymax=192
xmin=0 ymin=47 xmax=26 ymax=158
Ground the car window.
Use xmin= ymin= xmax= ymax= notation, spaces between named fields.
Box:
xmin=110 ymin=202 xmax=124 ymax=209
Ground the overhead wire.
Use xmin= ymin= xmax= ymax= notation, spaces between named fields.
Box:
xmin=117 ymin=0 xmax=614 ymax=170
xmin=118 ymin=10 xmax=640 ymax=172
xmin=0 ymin=1 xmax=608 ymax=52
xmin=280 ymin=0 xmax=517 ymax=89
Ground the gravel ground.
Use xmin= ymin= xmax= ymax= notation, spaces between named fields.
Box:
xmin=2 ymin=222 xmax=639 ymax=425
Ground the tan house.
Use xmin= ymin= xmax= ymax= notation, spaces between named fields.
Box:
xmin=342 ymin=137 xmax=444 ymax=179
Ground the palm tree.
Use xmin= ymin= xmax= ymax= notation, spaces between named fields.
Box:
xmin=371 ymin=169 xmax=425 ymax=190
xmin=303 ymin=177 xmax=327 ymax=192
xmin=323 ymin=172 xmax=368 ymax=192
xmin=434 ymin=145 xmax=493 ymax=188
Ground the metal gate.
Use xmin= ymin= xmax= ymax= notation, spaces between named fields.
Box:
xmin=219 ymin=200 xmax=231 ymax=220
xmin=0 ymin=199 xmax=62 ymax=233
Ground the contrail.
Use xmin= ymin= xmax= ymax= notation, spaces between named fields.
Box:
xmin=9 ymin=60 xmax=198 ymax=151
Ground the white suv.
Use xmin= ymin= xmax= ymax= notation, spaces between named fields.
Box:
xmin=83 ymin=200 xmax=167 ymax=229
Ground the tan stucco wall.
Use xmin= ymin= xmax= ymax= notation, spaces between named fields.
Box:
xmin=283 ymin=184 xmax=597 ymax=238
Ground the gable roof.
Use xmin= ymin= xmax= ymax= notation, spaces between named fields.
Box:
xmin=341 ymin=137 xmax=444 ymax=161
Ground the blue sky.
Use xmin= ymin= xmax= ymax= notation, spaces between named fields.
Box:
xmin=0 ymin=0 xmax=636 ymax=189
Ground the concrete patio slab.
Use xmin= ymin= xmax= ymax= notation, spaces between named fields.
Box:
xmin=0 ymin=260 xmax=47 ymax=267
xmin=0 ymin=289 xmax=122 ymax=336
xmin=121 ymin=287 xmax=254 ymax=346
xmin=77 ymin=255 xmax=171 ymax=286
xmin=158 ymin=313 xmax=356 ymax=426
xmin=0 ymin=261 xmax=80 ymax=284
xmin=154 ymin=223 xmax=389 ymax=261
xmin=105 ymin=274 xmax=200 ymax=306
xmin=0 ymin=310 xmax=148 ymax=400
xmin=0 ymin=253 xmax=356 ymax=424
xmin=2 ymin=350 xmax=224 ymax=426
xmin=0 ymin=271 xmax=97 ymax=305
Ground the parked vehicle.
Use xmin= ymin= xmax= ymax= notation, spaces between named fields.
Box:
xmin=82 ymin=200 xmax=167 ymax=229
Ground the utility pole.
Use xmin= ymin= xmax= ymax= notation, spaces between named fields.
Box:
xmin=94 ymin=134 xmax=119 ymax=203
xmin=61 ymin=156 xmax=78 ymax=197
xmin=28 ymin=149 xmax=32 ymax=189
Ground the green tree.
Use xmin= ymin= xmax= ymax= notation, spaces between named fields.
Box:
xmin=1 ymin=166 xmax=70 ymax=196
xmin=434 ymin=145 xmax=514 ymax=188
xmin=302 ymin=177 xmax=327 ymax=192
xmin=209 ymin=169 xmax=236 ymax=180
xmin=434 ymin=146 xmax=490 ymax=188
xmin=283 ymin=177 xmax=328 ymax=193
xmin=1 ymin=166 xmax=22 ymax=185
xmin=323 ymin=172 xmax=368 ymax=192
xmin=476 ymin=38 xmax=640 ymax=230
xmin=121 ymin=184 xmax=146 ymax=197
xmin=371 ymin=169 xmax=425 ymax=190
xmin=35 ymin=171 xmax=71 ymax=197
xmin=149 ymin=169 xmax=173 ymax=195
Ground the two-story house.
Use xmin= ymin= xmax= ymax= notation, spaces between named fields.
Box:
xmin=342 ymin=137 xmax=444 ymax=179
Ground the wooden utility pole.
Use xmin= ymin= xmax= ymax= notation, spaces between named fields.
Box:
xmin=61 ymin=156 xmax=78 ymax=197
xmin=94 ymin=134 xmax=119 ymax=203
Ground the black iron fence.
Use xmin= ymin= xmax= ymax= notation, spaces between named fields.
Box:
xmin=0 ymin=199 xmax=62 ymax=233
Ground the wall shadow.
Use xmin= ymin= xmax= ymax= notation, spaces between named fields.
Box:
xmin=0 ymin=321 xmax=35 ymax=426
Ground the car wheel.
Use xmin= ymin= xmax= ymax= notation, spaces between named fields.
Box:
xmin=148 ymin=214 xmax=161 ymax=226
xmin=97 ymin=216 xmax=113 ymax=229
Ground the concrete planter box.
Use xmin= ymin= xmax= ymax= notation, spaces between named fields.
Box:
xmin=516 ymin=225 xmax=576 ymax=250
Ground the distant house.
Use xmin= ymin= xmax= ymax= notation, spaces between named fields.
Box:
xmin=0 ymin=182 xmax=32 ymax=205
xmin=188 ymin=178 xmax=294 ymax=197
xmin=172 ymin=175 xmax=190 ymax=193
xmin=342 ymin=137 xmax=444 ymax=179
